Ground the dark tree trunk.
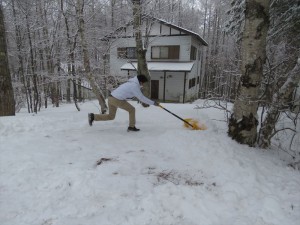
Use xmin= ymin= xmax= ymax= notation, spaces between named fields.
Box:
xmin=132 ymin=0 xmax=151 ymax=98
xmin=0 ymin=4 xmax=15 ymax=116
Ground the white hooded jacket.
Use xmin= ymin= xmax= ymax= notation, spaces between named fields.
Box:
xmin=111 ymin=76 xmax=155 ymax=105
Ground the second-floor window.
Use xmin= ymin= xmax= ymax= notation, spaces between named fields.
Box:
xmin=117 ymin=47 xmax=136 ymax=59
xmin=190 ymin=45 xmax=197 ymax=60
xmin=151 ymin=45 xmax=180 ymax=59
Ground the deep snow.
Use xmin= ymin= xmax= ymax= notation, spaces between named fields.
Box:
xmin=0 ymin=100 xmax=299 ymax=225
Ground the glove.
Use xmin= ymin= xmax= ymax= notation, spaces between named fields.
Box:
xmin=141 ymin=102 xmax=150 ymax=108
xmin=154 ymin=101 xmax=160 ymax=106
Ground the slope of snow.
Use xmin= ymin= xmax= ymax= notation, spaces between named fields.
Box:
xmin=0 ymin=100 xmax=299 ymax=225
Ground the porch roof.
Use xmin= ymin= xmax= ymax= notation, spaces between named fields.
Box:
xmin=121 ymin=62 xmax=194 ymax=72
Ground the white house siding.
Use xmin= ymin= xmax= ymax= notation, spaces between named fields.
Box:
xmin=151 ymin=70 xmax=201 ymax=103
xmin=149 ymin=22 xmax=160 ymax=36
xmin=165 ymin=71 xmax=186 ymax=101
xmin=161 ymin=23 xmax=171 ymax=35
xmin=147 ymin=36 xmax=191 ymax=61
xmin=109 ymin=38 xmax=137 ymax=76
xmin=187 ymin=36 xmax=206 ymax=100
xmin=171 ymin=28 xmax=180 ymax=35
xmin=110 ymin=35 xmax=193 ymax=76
xmin=186 ymin=64 xmax=198 ymax=101
xmin=127 ymin=22 xmax=179 ymax=37
xmin=150 ymin=71 xmax=186 ymax=102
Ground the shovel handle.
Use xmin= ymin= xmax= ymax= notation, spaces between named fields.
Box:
xmin=159 ymin=105 xmax=194 ymax=128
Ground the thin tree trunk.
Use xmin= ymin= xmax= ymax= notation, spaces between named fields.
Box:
xmin=66 ymin=78 xmax=71 ymax=103
xmin=61 ymin=0 xmax=76 ymax=106
xmin=259 ymin=58 xmax=300 ymax=148
xmin=25 ymin=13 xmax=39 ymax=113
xmin=132 ymin=0 xmax=151 ymax=97
xmin=76 ymin=0 xmax=107 ymax=113
xmin=111 ymin=0 xmax=116 ymax=28
xmin=199 ymin=0 xmax=208 ymax=99
xmin=228 ymin=0 xmax=269 ymax=146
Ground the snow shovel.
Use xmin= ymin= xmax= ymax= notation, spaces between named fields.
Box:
xmin=159 ymin=105 xmax=206 ymax=130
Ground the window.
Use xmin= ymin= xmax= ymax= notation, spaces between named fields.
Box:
xmin=190 ymin=45 xmax=197 ymax=60
xmin=127 ymin=47 xmax=136 ymax=59
xmin=117 ymin=47 xmax=127 ymax=58
xmin=189 ymin=78 xmax=196 ymax=89
xmin=151 ymin=46 xmax=180 ymax=59
xmin=117 ymin=47 xmax=137 ymax=59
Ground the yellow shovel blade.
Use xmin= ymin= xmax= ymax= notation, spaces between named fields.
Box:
xmin=184 ymin=118 xmax=207 ymax=130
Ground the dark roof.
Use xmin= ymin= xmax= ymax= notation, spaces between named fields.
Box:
xmin=102 ymin=16 xmax=208 ymax=46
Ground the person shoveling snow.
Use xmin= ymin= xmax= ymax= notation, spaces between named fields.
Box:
xmin=88 ymin=75 xmax=160 ymax=132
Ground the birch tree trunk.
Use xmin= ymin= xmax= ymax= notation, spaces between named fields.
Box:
xmin=0 ymin=4 xmax=15 ymax=116
xmin=228 ymin=0 xmax=269 ymax=146
xmin=132 ymin=0 xmax=151 ymax=97
xmin=76 ymin=0 xmax=107 ymax=113
xmin=259 ymin=58 xmax=300 ymax=148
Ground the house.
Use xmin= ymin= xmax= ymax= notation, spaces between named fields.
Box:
xmin=102 ymin=16 xmax=208 ymax=103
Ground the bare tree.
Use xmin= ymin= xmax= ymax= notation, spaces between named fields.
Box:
xmin=76 ymin=0 xmax=107 ymax=113
xmin=259 ymin=58 xmax=300 ymax=148
xmin=0 ymin=3 xmax=15 ymax=116
xmin=257 ymin=0 xmax=300 ymax=150
xmin=61 ymin=0 xmax=80 ymax=110
xmin=11 ymin=0 xmax=28 ymax=112
xmin=228 ymin=0 xmax=270 ymax=146
xmin=131 ymin=0 xmax=151 ymax=97
xmin=36 ymin=0 xmax=60 ymax=108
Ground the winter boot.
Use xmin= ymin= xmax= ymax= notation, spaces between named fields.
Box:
xmin=88 ymin=113 xmax=94 ymax=126
xmin=127 ymin=126 xmax=140 ymax=132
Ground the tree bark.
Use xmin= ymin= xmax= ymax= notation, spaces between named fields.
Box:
xmin=228 ymin=0 xmax=269 ymax=146
xmin=259 ymin=58 xmax=300 ymax=148
xmin=61 ymin=0 xmax=78 ymax=107
xmin=0 ymin=4 xmax=15 ymax=116
xmin=132 ymin=0 xmax=151 ymax=97
xmin=25 ymin=11 xmax=39 ymax=113
xmin=76 ymin=0 xmax=107 ymax=113
xmin=11 ymin=0 xmax=29 ymax=112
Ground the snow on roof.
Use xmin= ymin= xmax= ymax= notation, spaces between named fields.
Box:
xmin=121 ymin=62 xmax=194 ymax=72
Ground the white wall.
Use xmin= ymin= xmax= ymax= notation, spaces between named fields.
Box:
xmin=109 ymin=35 xmax=193 ymax=76
xmin=147 ymin=35 xmax=191 ymax=61
xmin=150 ymin=71 xmax=187 ymax=102
xmin=109 ymin=38 xmax=136 ymax=77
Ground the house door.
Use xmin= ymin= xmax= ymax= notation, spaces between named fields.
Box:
xmin=151 ymin=80 xmax=159 ymax=99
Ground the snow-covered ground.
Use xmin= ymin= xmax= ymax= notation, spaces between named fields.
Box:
xmin=0 ymin=100 xmax=299 ymax=225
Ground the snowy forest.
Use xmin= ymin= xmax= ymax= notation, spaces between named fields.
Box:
xmin=0 ymin=0 xmax=299 ymax=165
